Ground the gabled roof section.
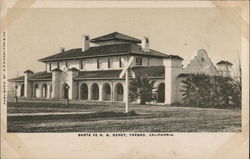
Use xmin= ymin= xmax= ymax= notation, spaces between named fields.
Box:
xmin=39 ymin=43 xmax=181 ymax=62
xmin=184 ymin=49 xmax=218 ymax=76
xmin=90 ymin=32 xmax=142 ymax=43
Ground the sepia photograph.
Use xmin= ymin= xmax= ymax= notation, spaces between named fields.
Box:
xmin=6 ymin=7 xmax=242 ymax=133
xmin=1 ymin=1 xmax=249 ymax=159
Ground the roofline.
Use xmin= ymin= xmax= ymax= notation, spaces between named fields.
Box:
xmin=90 ymin=38 xmax=141 ymax=43
xmin=74 ymin=77 xmax=164 ymax=80
xmin=8 ymin=79 xmax=24 ymax=82
xmin=39 ymin=52 xmax=170 ymax=62
xmin=29 ymin=79 xmax=52 ymax=81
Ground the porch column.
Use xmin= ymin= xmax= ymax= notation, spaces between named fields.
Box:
xmin=164 ymin=58 xmax=183 ymax=105
xmin=99 ymin=83 xmax=103 ymax=101
xmin=24 ymin=70 xmax=33 ymax=98
xmin=52 ymin=68 xmax=62 ymax=99
xmin=88 ymin=84 xmax=91 ymax=100
xmin=47 ymin=84 xmax=51 ymax=99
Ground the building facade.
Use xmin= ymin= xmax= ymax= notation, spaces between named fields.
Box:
xmin=9 ymin=32 xmax=233 ymax=104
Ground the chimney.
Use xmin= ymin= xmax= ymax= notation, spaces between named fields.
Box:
xmin=82 ymin=35 xmax=90 ymax=52
xmin=60 ymin=47 xmax=65 ymax=52
xmin=142 ymin=37 xmax=150 ymax=52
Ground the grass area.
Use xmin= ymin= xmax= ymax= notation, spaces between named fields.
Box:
xmin=7 ymin=102 xmax=241 ymax=132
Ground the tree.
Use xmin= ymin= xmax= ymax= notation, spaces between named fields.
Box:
xmin=129 ymin=77 xmax=155 ymax=105
xmin=181 ymin=73 xmax=238 ymax=107
xmin=231 ymin=55 xmax=242 ymax=106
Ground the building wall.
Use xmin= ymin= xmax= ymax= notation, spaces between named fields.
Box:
xmin=184 ymin=49 xmax=218 ymax=76
xmin=78 ymin=80 xmax=125 ymax=101
xmin=32 ymin=81 xmax=52 ymax=98
xmin=46 ymin=55 xmax=164 ymax=72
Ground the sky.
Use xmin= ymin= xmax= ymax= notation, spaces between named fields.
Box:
xmin=7 ymin=8 xmax=241 ymax=78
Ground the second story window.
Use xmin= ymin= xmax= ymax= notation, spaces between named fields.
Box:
xmin=79 ymin=60 xmax=83 ymax=70
xmin=119 ymin=57 xmax=122 ymax=68
xmin=136 ymin=58 xmax=142 ymax=66
xmin=97 ymin=59 xmax=100 ymax=69
xmin=49 ymin=63 xmax=52 ymax=71
xmin=108 ymin=58 xmax=112 ymax=68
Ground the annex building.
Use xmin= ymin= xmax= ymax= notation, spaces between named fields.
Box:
xmin=9 ymin=32 xmax=233 ymax=104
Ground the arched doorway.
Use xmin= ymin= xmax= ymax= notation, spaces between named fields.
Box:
xmin=20 ymin=84 xmax=25 ymax=97
xmin=91 ymin=83 xmax=99 ymax=100
xmin=158 ymin=83 xmax=165 ymax=103
xmin=102 ymin=83 xmax=111 ymax=101
xmin=41 ymin=83 xmax=47 ymax=98
xmin=63 ymin=83 xmax=69 ymax=99
xmin=114 ymin=83 xmax=123 ymax=101
xmin=80 ymin=83 xmax=88 ymax=100
xmin=34 ymin=83 xmax=39 ymax=98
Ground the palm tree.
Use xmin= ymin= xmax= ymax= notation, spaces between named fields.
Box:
xmin=129 ymin=77 xmax=155 ymax=105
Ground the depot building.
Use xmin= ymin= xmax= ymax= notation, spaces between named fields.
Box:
xmin=9 ymin=32 xmax=233 ymax=104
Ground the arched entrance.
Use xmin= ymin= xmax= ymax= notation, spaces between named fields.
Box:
xmin=102 ymin=83 xmax=111 ymax=101
xmin=63 ymin=83 xmax=69 ymax=99
xmin=80 ymin=83 xmax=88 ymax=100
xmin=114 ymin=83 xmax=123 ymax=101
xmin=41 ymin=83 xmax=47 ymax=98
xmin=33 ymin=83 xmax=39 ymax=98
xmin=20 ymin=84 xmax=25 ymax=97
xmin=91 ymin=83 xmax=99 ymax=100
xmin=158 ymin=83 xmax=165 ymax=103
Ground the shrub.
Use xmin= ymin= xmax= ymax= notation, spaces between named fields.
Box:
xmin=181 ymin=73 xmax=241 ymax=107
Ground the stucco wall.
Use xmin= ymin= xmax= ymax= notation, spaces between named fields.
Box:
xmin=184 ymin=49 xmax=218 ymax=76
xmin=46 ymin=55 xmax=164 ymax=72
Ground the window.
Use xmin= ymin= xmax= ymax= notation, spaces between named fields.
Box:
xmin=57 ymin=62 xmax=59 ymax=68
xmin=79 ymin=60 xmax=83 ymax=70
xmin=108 ymin=58 xmax=112 ymax=68
xmin=119 ymin=58 xmax=122 ymax=68
xmin=136 ymin=58 xmax=142 ymax=66
xmin=49 ymin=63 xmax=52 ymax=71
xmin=65 ymin=61 xmax=68 ymax=67
xmin=97 ymin=59 xmax=100 ymax=69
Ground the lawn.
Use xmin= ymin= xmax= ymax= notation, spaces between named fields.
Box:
xmin=7 ymin=102 xmax=241 ymax=132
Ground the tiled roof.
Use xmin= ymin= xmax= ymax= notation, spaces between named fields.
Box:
xmin=90 ymin=32 xmax=142 ymax=43
xmin=39 ymin=43 xmax=182 ymax=62
xmin=75 ymin=70 xmax=122 ymax=80
xmin=132 ymin=66 xmax=165 ymax=78
xmin=216 ymin=60 xmax=233 ymax=66
xmin=29 ymin=72 xmax=52 ymax=81
xmin=8 ymin=76 xmax=25 ymax=82
xmin=75 ymin=66 xmax=165 ymax=80
xmin=8 ymin=72 xmax=52 ymax=82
